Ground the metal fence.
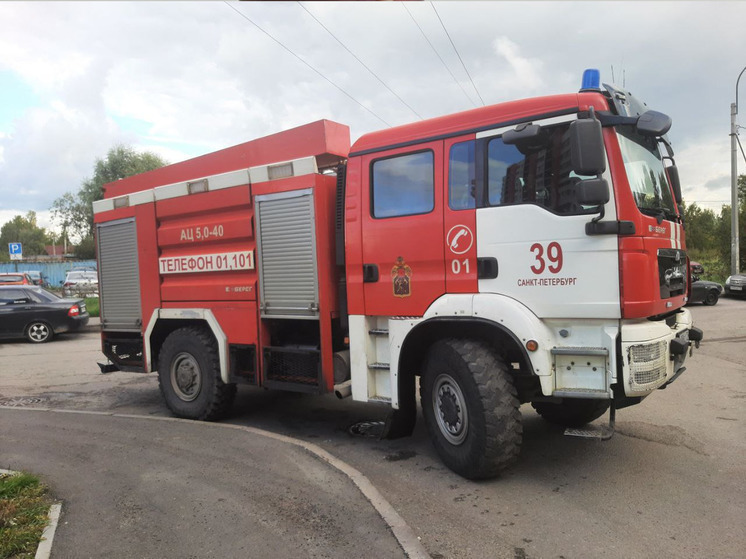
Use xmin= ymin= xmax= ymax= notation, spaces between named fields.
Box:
xmin=0 ymin=260 xmax=97 ymax=288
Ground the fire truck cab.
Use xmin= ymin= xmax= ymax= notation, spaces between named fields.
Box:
xmin=94 ymin=71 xmax=702 ymax=479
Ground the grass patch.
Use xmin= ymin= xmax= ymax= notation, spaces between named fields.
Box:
xmin=84 ymin=297 xmax=99 ymax=317
xmin=0 ymin=472 xmax=54 ymax=559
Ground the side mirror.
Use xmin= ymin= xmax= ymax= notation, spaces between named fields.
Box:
xmin=575 ymin=178 xmax=610 ymax=207
xmin=569 ymin=119 xmax=606 ymax=175
xmin=666 ymin=164 xmax=682 ymax=204
xmin=636 ymin=110 xmax=672 ymax=137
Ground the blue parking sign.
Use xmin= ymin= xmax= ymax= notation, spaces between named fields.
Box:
xmin=9 ymin=242 xmax=22 ymax=260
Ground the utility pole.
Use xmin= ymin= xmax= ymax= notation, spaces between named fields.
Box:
xmin=732 ymin=101 xmax=739 ymax=275
xmin=732 ymin=66 xmax=746 ymax=275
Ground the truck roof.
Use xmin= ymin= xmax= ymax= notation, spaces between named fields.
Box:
xmin=349 ymin=92 xmax=608 ymax=156
xmin=103 ymin=119 xmax=350 ymax=199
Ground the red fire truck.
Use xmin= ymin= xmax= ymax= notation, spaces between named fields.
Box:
xmin=94 ymin=71 xmax=702 ymax=479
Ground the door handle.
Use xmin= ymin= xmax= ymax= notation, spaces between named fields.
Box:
xmin=363 ymin=264 xmax=379 ymax=283
xmin=477 ymin=257 xmax=498 ymax=279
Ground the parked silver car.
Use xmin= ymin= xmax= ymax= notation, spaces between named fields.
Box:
xmin=724 ymin=274 xmax=746 ymax=297
xmin=62 ymin=270 xmax=99 ymax=297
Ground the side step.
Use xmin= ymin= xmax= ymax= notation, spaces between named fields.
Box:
xmin=564 ymin=405 xmax=616 ymax=440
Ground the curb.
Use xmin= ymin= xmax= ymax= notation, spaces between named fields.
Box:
xmin=35 ymin=503 xmax=62 ymax=559
xmin=0 ymin=469 xmax=62 ymax=559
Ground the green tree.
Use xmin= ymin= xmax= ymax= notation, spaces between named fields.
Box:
xmin=0 ymin=212 xmax=52 ymax=260
xmin=714 ymin=174 xmax=746 ymax=272
xmin=52 ymin=145 xmax=167 ymax=239
xmin=683 ymin=202 xmax=718 ymax=251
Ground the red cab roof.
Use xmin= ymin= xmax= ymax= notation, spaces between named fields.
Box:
xmin=350 ymin=92 xmax=609 ymax=155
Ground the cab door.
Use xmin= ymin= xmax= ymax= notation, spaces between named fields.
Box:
xmin=359 ymin=142 xmax=445 ymax=317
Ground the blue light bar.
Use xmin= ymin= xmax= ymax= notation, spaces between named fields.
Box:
xmin=580 ymin=68 xmax=601 ymax=91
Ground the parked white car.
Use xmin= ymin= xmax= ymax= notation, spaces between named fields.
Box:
xmin=62 ymin=270 xmax=99 ymax=297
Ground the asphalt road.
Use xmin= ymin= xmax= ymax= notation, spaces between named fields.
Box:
xmin=1 ymin=297 xmax=744 ymax=558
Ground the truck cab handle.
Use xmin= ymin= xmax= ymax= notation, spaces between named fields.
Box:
xmin=363 ymin=264 xmax=379 ymax=283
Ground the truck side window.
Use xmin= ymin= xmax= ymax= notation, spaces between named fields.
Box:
xmin=449 ymin=140 xmax=476 ymax=210
xmin=372 ymin=150 xmax=434 ymax=218
xmin=487 ymin=124 xmax=594 ymax=215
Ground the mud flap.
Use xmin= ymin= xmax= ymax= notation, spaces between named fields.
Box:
xmin=381 ymin=374 xmax=417 ymax=439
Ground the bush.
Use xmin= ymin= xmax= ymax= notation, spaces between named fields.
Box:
xmin=85 ymin=297 xmax=100 ymax=317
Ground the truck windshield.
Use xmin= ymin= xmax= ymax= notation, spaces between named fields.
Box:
xmin=616 ymin=126 xmax=677 ymax=221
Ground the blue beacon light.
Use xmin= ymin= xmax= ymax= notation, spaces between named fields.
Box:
xmin=580 ymin=68 xmax=601 ymax=91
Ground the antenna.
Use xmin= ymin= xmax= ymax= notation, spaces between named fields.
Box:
xmin=611 ymin=65 xmax=615 ymax=83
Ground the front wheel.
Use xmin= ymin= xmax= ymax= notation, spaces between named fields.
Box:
xmin=703 ymin=291 xmax=719 ymax=306
xmin=420 ymin=339 xmax=522 ymax=480
xmin=157 ymin=326 xmax=236 ymax=420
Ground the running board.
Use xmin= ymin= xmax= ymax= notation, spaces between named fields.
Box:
xmin=564 ymin=405 xmax=616 ymax=440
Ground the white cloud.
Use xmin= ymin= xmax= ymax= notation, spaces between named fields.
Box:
xmin=0 ymin=0 xmax=745 ymax=233
xmin=676 ymin=134 xmax=734 ymax=212
xmin=492 ymin=37 xmax=544 ymax=92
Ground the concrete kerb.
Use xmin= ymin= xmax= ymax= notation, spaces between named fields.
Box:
xmin=80 ymin=316 xmax=100 ymax=333
xmin=1 ymin=406 xmax=431 ymax=559
xmin=0 ymin=468 xmax=62 ymax=559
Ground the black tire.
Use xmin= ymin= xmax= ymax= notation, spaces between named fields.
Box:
xmin=26 ymin=321 xmax=53 ymax=343
xmin=532 ymin=399 xmax=610 ymax=428
xmin=420 ymin=339 xmax=522 ymax=480
xmin=703 ymin=291 xmax=719 ymax=306
xmin=157 ymin=327 xmax=236 ymax=420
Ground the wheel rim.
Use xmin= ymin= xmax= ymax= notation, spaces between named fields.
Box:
xmin=170 ymin=352 xmax=202 ymax=402
xmin=28 ymin=323 xmax=50 ymax=342
xmin=432 ymin=373 xmax=469 ymax=445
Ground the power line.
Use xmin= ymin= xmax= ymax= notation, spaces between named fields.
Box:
xmin=222 ymin=1 xmax=391 ymax=127
xmin=401 ymin=3 xmax=478 ymax=109
xmin=430 ymin=2 xmax=485 ymax=106
xmin=298 ymin=2 xmax=423 ymax=121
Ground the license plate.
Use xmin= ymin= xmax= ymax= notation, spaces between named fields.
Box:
xmin=731 ymin=285 xmax=743 ymax=291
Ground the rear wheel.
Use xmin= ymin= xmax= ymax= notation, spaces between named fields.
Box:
xmin=703 ymin=291 xmax=719 ymax=306
xmin=26 ymin=321 xmax=53 ymax=343
xmin=420 ymin=339 xmax=522 ymax=480
xmin=157 ymin=326 xmax=236 ymax=420
xmin=532 ymin=399 xmax=610 ymax=428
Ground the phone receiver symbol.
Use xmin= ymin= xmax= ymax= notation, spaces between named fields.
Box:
xmin=451 ymin=229 xmax=468 ymax=251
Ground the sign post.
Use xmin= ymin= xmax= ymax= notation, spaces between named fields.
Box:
xmin=8 ymin=243 xmax=22 ymax=261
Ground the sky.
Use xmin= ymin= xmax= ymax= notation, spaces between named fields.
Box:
xmin=1 ymin=1 xmax=745 ymax=237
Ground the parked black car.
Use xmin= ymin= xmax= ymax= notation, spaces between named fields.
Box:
xmin=724 ymin=274 xmax=746 ymax=297
xmin=0 ymin=285 xmax=89 ymax=343
xmin=688 ymin=280 xmax=724 ymax=306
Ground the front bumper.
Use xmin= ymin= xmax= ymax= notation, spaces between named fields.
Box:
xmin=620 ymin=308 xmax=702 ymax=396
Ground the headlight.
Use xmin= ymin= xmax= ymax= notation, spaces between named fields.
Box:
xmin=726 ymin=276 xmax=732 ymax=285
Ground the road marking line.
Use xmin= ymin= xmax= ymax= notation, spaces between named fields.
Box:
xmin=1 ymin=407 xmax=430 ymax=559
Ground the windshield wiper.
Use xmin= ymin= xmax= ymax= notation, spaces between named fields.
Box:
xmin=639 ymin=206 xmax=680 ymax=224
